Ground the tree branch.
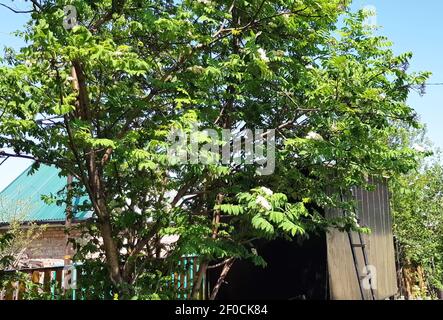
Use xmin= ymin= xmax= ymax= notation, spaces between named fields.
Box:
xmin=0 ymin=151 xmax=37 ymax=162
xmin=212 ymin=0 xmax=236 ymax=39
xmin=207 ymin=258 xmax=234 ymax=270
xmin=209 ymin=257 xmax=235 ymax=300
xmin=29 ymin=0 xmax=42 ymax=11
xmin=0 ymin=3 xmax=34 ymax=13
xmin=90 ymin=0 xmax=127 ymax=32
xmin=122 ymin=221 xmax=161 ymax=281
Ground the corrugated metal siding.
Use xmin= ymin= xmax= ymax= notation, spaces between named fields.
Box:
xmin=326 ymin=178 xmax=397 ymax=300
xmin=0 ymin=164 xmax=91 ymax=223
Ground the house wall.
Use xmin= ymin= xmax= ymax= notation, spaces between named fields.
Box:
xmin=26 ymin=226 xmax=76 ymax=261
xmin=0 ymin=224 xmax=82 ymax=268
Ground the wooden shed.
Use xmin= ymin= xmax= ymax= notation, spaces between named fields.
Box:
xmin=209 ymin=179 xmax=398 ymax=300
xmin=326 ymin=179 xmax=397 ymax=300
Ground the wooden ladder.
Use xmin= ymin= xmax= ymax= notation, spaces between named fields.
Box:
xmin=342 ymin=190 xmax=376 ymax=300
xmin=347 ymin=225 xmax=376 ymax=300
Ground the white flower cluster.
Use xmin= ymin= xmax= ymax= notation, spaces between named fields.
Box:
xmin=412 ymin=144 xmax=426 ymax=153
xmin=305 ymin=131 xmax=323 ymax=141
xmin=257 ymin=48 xmax=269 ymax=63
xmin=256 ymin=195 xmax=272 ymax=210
xmin=260 ymin=187 xmax=273 ymax=196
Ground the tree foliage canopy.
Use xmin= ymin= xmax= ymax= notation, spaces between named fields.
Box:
xmin=390 ymin=130 xmax=443 ymax=294
xmin=0 ymin=0 xmax=429 ymax=298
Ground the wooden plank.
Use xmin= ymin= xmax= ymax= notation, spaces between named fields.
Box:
xmin=31 ymin=271 xmax=40 ymax=283
xmin=179 ymin=260 xmax=185 ymax=299
xmin=364 ymin=180 xmax=377 ymax=300
xmin=43 ymin=270 xmax=51 ymax=293
xmin=183 ymin=258 xmax=188 ymax=299
xmin=0 ymin=266 xmax=81 ymax=300
xmin=17 ymin=280 xmax=26 ymax=300
xmin=192 ymin=257 xmax=198 ymax=299
xmin=382 ymin=181 xmax=398 ymax=298
xmin=327 ymin=181 xmax=398 ymax=300
xmin=56 ymin=269 xmax=63 ymax=286
xmin=4 ymin=282 xmax=14 ymax=300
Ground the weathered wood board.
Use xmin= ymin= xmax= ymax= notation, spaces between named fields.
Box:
xmin=326 ymin=179 xmax=397 ymax=300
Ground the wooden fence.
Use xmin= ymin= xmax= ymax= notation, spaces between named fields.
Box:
xmin=172 ymin=256 xmax=207 ymax=300
xmin=0 ymin=256 xmax=206 ymax=300
xmin=0 ymin=265 xmax=78 ymax=300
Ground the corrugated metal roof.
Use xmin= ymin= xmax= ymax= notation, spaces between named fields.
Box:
xmin=0 ymin=164 xmax=91 ymax=223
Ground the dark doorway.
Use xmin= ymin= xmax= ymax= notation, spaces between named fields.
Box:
xmin=209 ymin=234 xmax=328 ymax=300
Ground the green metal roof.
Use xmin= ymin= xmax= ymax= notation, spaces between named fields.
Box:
xmin=0 ymin=164 xmax=91 ymax=224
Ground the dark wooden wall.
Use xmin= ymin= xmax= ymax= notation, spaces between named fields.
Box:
xmin=326 ymin=179 xmax=398 ymax=300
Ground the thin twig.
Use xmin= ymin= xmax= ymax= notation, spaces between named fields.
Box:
xmin=207 ymin=257 xmax=234 ymax=270
xmin=0 ymin=3 xmax=34 ymax=13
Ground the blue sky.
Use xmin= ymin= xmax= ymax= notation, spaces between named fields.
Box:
xmin=0 ymin=1 xmax=32 ymax=192
xmin=352 ymin=0 xmax=443 ymax=149
xmin=1 ymin=0 xmax=443 ymax=191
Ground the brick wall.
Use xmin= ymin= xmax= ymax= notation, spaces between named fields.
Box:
xmin=24 ymin=225 xmax=85 ymax=263
xmin=26 ymin=226 xmax=71 ymax=260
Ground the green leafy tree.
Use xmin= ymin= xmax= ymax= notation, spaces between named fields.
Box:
xmin=391 ymin=139 xmax=443 ymax=298
xmin=0 ymin=198 xmax=48 ymax=300
xmin=0 ymin=0 xmax=428 ymax=298
xmin=0 ymin=198 xmax=46 ymax=270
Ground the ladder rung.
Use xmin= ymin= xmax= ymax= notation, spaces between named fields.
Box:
xmin=351 ymin=243 xmax=366 ymax=248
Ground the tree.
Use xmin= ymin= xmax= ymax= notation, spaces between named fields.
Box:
xmin=0 ymin=198 xmax=46 ymax=270
xmin=0 ymin=198 xmax=52 ymax=299
xmin=390 ymin=133 xmax=443 ymax=298
xmin=0 ymin=0 xmax=428 ymax=298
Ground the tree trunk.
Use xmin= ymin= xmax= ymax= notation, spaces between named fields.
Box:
xmin=191 ymin=193 xmax=224 ymax=299
xmin=64 ymin=175 xmax=73 ymax=266
xmin=97 ymin=198 xmax=123 ymax=286
xmin=70 ymin=60 xmax=125 ymax=293
xmin=210 ymin=258 xmax=235 ymax=300
xmin=191 ymin=260 xmax=208 ymax=300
